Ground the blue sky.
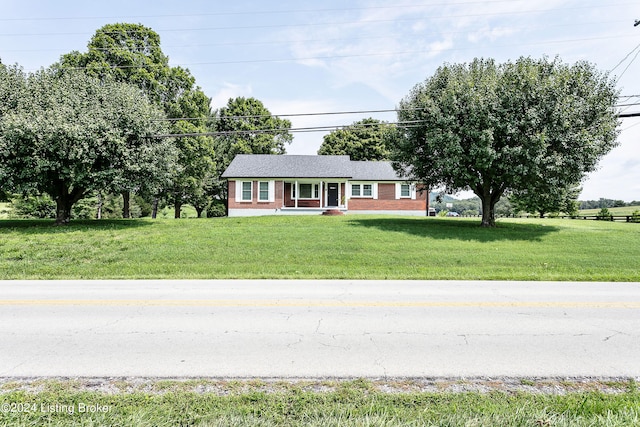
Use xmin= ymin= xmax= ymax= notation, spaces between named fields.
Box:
xmin=2 ymin=0 xmax=639 ymax=201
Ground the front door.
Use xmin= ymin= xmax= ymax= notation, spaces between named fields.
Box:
xmin=327 ymin=183 xmax=339 ymax=207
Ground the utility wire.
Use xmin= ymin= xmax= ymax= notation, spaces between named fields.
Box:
xmin=1 ymin=2 xmax=636 ymax=37
xmin=149 ymin=120 xmax=425 ymax=138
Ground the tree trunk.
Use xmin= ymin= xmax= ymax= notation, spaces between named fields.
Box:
xmin=479 ymin=195 xmax=496 ymax=227
xmin=54 ymin=197 xmax=72 ymax=226
xmin=96 ymin=193 xmax=103 ymax=219
xmin=53 ymin=187 xmax=84 ymax=226
xmin=151 ymin=198 xmax=159 ymax=219
xmin=174 ymin=201 xmax=181 ymax=219
xmin=195 ymin=206 xmax=204 ymax=218
xmin=122 ymin=191 xmax=131 ymax=219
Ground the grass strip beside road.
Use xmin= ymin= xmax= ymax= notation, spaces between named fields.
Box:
xmin=0 ymin=215 xmax=639 ymax=281
xmin=1 ymin=379 xmax=638 ymax=426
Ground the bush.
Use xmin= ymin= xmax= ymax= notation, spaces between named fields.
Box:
xmin=596 ymin=207 xmax=613 ymax=221
xmin=10 ymin=194 xmax=56 ymax=219
xmin=206 ymin=199 xmax=227 ymax=217
xmin=632 ymin=210 xmax=640 ymax=223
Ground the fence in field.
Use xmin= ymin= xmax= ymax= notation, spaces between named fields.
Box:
xmin=555 ymin=215 xmax=639 ymax=222
xmin=459 ymin=214 xmax=639 ymax=222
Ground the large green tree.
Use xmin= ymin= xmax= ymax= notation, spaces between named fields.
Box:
xmin=391 ymin=57 xmax=620 ymax=227
xmin=0 ymin=64 xmax=26 ymax=201
xmin=317 ymin=118 xmax=392 ymax=160
xmin=60 ymin=23 xmax=214 ymax=218
xmin=212 ymin=97 xmax=292 ymax=202
xmin=0 ymin=68 xmax=168 ymax=225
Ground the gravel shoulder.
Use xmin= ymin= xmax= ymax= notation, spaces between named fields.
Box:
xmin=1 ymin=377 xmax=637 ymax=395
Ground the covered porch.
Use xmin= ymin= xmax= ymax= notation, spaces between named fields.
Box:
xmin=282 ymin=180 xmax=347 ymax=210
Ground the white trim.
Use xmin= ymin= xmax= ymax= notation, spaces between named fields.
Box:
xmin=228 ymin=208 xmax=426 ymax=217
xmin=396 ymin=183 xmax=415 ymax=199
xmin=350 ymin=182 xmax=375 ymax=198
xmin=236 ymin=180 xmax=253 ymax=202
xmin=346 ymin=210 xmax=426 ymax=217
xmin=258 ymin=181 xmax=271 ymax=202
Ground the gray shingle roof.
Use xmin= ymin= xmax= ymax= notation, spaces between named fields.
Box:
xmin=350 ymin=160 xmax=404 ymax=181
xmin=222 ymin=154 xmax=406 ymax=180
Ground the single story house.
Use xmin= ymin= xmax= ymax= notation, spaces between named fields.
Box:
xmin=221 ymin=154 xmax=429 ymax=217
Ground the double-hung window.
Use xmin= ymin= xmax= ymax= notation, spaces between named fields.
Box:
xmin=397 ymin=183 xmax=416 ymax=199
xmin=241 ymin=181 xmax=252 ymax=201
xmin=351 ymin=183 xmax=373 ymax=198
xmin=258 ymin=181 xmax=269 ymax=202
xmin=295 ymin=183 xmax=319 ymax=199
xmin=400 ymin=184 xmax=411 ymax=198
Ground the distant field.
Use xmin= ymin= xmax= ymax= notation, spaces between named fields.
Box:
xmin=579 ymin=205 xmax=640 ymax=216
xmin=1 ymin=215 xmax=638 ymax=281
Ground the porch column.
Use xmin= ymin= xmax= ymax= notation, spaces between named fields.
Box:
xmin=295 ymin=180 xmax=298 ymax=209
xmin=344 ymin=180 xmax=348 ymax=209
xmin=319 ymin=181 xmax=324 ymax=208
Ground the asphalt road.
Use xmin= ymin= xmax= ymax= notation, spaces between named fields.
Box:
xmin=1 ymin=280 xmax=639 ymax=378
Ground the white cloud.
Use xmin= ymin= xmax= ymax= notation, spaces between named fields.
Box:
xmin=580 ymin=123 xmax=640 ymax=201
xmin=264 ymin=98 xmax=347 ymax=155
xmin=210 ymin=82 xmax=253 ymax=110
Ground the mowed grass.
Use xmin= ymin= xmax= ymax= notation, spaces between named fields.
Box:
xmin=0 ymin=215 xmax=638 ymax=280
xmin=1 ymin=379 xmax=638 ymax=427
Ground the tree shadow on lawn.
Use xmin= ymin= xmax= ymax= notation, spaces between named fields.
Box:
xmin=347 ymin=217 xmax=559 ymax=242
xmin=0 ymin=219 xmax=153 ymax=234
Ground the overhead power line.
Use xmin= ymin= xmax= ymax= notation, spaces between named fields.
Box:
xmin=1 ymin=2 xmax=636 ymax=31
xmin=149 ymin=120 xmax=425 ymax=139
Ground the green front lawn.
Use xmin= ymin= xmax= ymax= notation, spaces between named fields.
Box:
xmin=0 ymin=215 xmax=638 ymax=280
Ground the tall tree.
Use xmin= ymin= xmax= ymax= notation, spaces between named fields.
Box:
xmin=212 ymin=97 xmax=292 ymax=203
xmin=0 ymin=68 xmax=168 ymax=225
xmin=317 ymin=118 xmax=392 ymax=160
xmin=390 ymin=57 xmax=619 ymax=227
xmin=60 ymin=23 xmax=213 ymax=218
xmin=0 ymin=64 xmax=26 ymax=195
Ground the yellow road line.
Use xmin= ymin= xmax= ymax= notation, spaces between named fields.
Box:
xmin=0 ymin=300 xmax=639 ymax=308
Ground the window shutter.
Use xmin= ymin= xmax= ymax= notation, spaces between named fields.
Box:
xmin=235 ymin=181 xmax=242 ymax=202
xmin=373 ymin=183 xmax=378 ymax=199
xmin=411 ymin=184 xmax=417 ymax=200
xmin=395 ymin=183 xmax=401 ymax=200
xmin=268 ymin=180 xmax=275 ymax=202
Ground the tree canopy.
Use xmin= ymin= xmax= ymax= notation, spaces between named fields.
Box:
xmin=391 ymin=57 xmax=620 ymax=227
xmin=0 ymin=68 xmax=168 ymax=224
xmin=212 ymin=97 xmax=292 ymax=201
xmin=317 ymin=118 xmax=392 ymax=160
xmin=60 ymin=23 xmax=215 ymax=218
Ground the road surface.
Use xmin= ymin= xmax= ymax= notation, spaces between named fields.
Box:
xmin=1 ymin=280 xmax=639 ymax=377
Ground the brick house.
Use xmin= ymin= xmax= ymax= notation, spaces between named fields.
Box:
xmin=221 ymin=154 xmax=429 ymax=217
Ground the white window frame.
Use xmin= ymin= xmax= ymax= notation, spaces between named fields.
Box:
xmin=350 ymin=182 xmax=377 ymax=199
xmin=296 ymin=183 xmax=320 ymax=200
xmin=237 ymin=181 xmax=253 ymax=202
xmin=258 ymin=181 xmax=270 ymax=202
xmin=396 ymin=183 xmax=417 ymax=199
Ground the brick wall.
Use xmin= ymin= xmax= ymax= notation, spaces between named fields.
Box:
xmin=349 ymin=184 xmax=427 ymax=211
xmin=227 ymin=180 xmax=282 ymax=210
xmin=378 ymin=183 xmax=396 ymax=200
